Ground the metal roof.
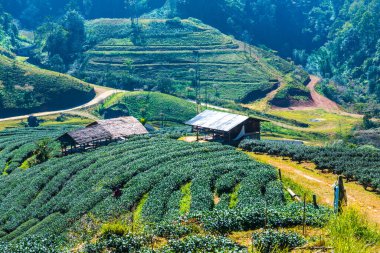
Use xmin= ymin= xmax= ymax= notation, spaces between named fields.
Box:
xmin=185 ymin=110 xmax=250 ymax=132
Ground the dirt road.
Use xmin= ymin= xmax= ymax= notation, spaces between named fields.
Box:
xmin=307 ymin=75 xmax=340 ymax=111
xmin=249 ymin=153 xmax=380 ymax=226
xmin=281 ymin=75 xmax=363 ymax=118
xmin=0 ymin=88 xmax=125 ymax=122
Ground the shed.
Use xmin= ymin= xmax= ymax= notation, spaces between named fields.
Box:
xmin=58 ymin=116 xmax=148 ymax=153
xmin=185 ymin=110 xmax=264 ymax=144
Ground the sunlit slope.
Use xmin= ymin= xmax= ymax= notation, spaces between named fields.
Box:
xmin=79 ymin=18 xmax=309 ymax=104
xmin=0 ymin=135 xmax=283 ymax=240
xmin=0 ymin=55 xmax=95 ymax=118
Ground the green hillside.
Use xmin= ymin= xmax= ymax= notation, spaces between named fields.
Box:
xmin=0 ymin=133 xmax=331 ymax=250
xmin=0 ymin=55 xmax=95 ymax=118
xmin=0 ymin=126 xmax=78 ymax=175
xmin=77 ymin=18 xmax=310 ymax=105
xmin=96 ymin=91 xmax=197 ymax=125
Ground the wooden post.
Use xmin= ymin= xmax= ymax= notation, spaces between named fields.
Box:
xmin=278 ymin=169 xmax=282 ymax=181
xmin=338 ymin=176 xmax=347 ymax=213
xmin=303 ymin=194 xmax=306 ymax=235
xmin=335 ymin=176 xmax=347 ymax=213
xmin=251 ymin=236 xmax=254 ymax=253
xmin=313 ymin=194 xmax=318 ymax=208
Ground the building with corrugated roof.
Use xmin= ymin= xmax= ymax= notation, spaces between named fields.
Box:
xmin=58 ymin=117 xmax=148 ymax=153
xmin=185 ymin=110 xmax=264 ymax=144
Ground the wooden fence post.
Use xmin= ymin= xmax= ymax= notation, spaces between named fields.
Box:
xmin=278 ymin=169 xmax=282 ymax=181
xmin=313 ymin=194 xmax=318 ymax=208
xmin=303 ymin=194 xmax=306 ymax=235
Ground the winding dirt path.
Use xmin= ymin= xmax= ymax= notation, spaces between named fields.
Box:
xmin=307 ymin=75 xmax=339 ymax=111
xmin=249 ymin=153 xmax=380 ymax=226
xmin=0 ymin=87 xmax=125 ymax=122
xmin=281 ymin=75 xmax=363 ymax=118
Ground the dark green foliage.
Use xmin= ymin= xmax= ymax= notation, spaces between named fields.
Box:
xmin=84 ymin=234 xmax=247 ymax=253
xmin=0 ymin=8 xmax=18 ymax=50
xmin=307 ymin=0 xmax=380 ymax=105
xmin=152 ymin=222 xmax=192 ymax=239
xmin=0 ymin=55 xmax=95 ymax=117
xmin=252 ymin=229 xmax=306 ymax=253
xmin=0 ymin=0 xmax=164 ymax=28
xmin=239 ymin=139 xmax=380 ymax=192
xmin=0 ymin=126 xmax=77 ymax=174
xmin=0 ymin=134 xmax=283 ymax=240
xmin=0 ymin=235 xmax=63 ymax=253
xmin=190 ymin=203 xmax=331 ymax=233
xmin=27 ymin=116 xmax=39 ymax=127
xmin=84 ymin=234 xmax=149 ymax=253
xmin=33 ymin=10 xmax=86 ymax=70
xmin=160 ymin=235 xmax=247 ymax=253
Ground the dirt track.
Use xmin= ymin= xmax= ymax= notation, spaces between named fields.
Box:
xmin=307 ymin=75 xmax=340 ymax=111
xmin=281 ymin=75 xmax=363 ymax=118
xmin=250 ymin=153 xmax=380 ymax=226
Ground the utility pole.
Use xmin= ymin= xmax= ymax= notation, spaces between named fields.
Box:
xmin=193 ymin=50 xmax=201 ymax=113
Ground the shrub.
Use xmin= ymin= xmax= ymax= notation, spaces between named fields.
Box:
xmin=84 ymin=234 xmax=149 ymax=253
xmin=100 ymin=222 xmax=129 ymax=237
xmin=152 ymin=222 xmax=191 ymax=239
xmin=252 ymin=229 xmax=306 ymax=253
xmin=161 ymin=235 xmax=247 ymax=253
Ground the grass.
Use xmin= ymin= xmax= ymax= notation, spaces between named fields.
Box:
xmin=133 ymin=193 xmax=149 ymax=225
xmin=179 ymin=182 xmax=191 ymax=215
xmin=261 ymin=121 xmax=326 ymax=142
xmin=268 ymin=109 xmax=361 ymax=135
xmin=229 ymin=184 xmax=240 ymax=208
xmin=96 ymin=91 xmax=197 ymax=125
xmin=327 ymin=207 xmax=380 ymax=253
xmin=0 ymin=114 xmax=92 ymax=131
xmin=282 ymin=176 xmax=316 ymax=203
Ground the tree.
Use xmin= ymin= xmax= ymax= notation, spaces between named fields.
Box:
xmin=27 ymin=116 xmax=39 ymax=127
xmin=63 ymin=10 xmax=85 ymax=55
xmin=363 ymin=114 xmax=375 ymax=130
xmin=33 ymin=139 xmax=53 ymax=164
xmin=157 ymin=77 xmax=175 ymax=94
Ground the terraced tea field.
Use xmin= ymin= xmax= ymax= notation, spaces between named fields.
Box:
xmin=0 ymin=126 xmax=77 ymax=175
xmin=79 ymin=19 xmax=308 ymax=104
xmin=0 ymin=133 xmax=332 ymax=243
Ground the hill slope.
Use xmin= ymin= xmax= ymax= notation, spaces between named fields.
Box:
xmin=0 ymin=126 xmax=78 ymax=175
xmin=77 ymin=18 xmax=310 ymax=106
xmin=0 ymin=55 xmax=95 ymax=118
xmin=0 ymin=135 xmax=284 ymax=241
xmin=96 ymin=91 xmax=197 ymax=124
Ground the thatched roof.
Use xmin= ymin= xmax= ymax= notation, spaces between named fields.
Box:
xmin=185 ymin=110 xmax=263 ymax=132
xmin=59 ymin=117 xmax=148 ymax=145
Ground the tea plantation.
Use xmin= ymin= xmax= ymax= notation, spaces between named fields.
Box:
xmin=0 ymin=133 xmax=330 ymax=250
xmin=78 ymin=18 xmax=309 ymax=104
xmin=240 ymin=139 xmax=380 ymax=192
xmin=0 ymin=55 xmax=95 ymax=118
xmin=0 ymin=126 xmax=77 ymax=175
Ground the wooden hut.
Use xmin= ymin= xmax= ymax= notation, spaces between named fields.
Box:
xmin=185 ymin=110 xmax=264 ymax=144
xmin=58 ymin=117 xmax=148 ymax=154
